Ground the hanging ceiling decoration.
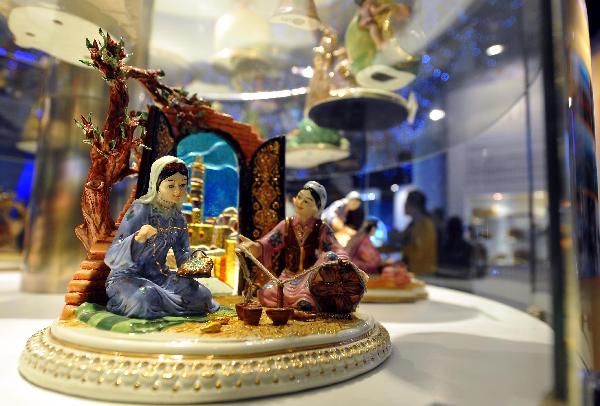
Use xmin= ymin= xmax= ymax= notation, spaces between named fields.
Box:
xmin=272 ymin=0 xmax=418 ymax=133
xmin=285 ymin=117 xmax=350 ymax=168
xmin=8 ymin=7 xmax=111 ymax=68
xmin=308 ymin=87 xmax=416 ymax=131
xmin=269 ymin=0 xmax=322 ymax=30
xmin=281 ymin=24 xmax=350 ymax=168
xmin=345 ymin=0 xmax=425 ymax=91
xmin=211 ymin=3 xmax=273 ymax=77
xmin=6 ymin=1 xmax=141 ymax=68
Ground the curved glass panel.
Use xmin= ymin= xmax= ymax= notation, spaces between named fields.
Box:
xmin=178 ymin=0 xmax=542 ymax=165
xmin=246 ymin=0 xmax=550 ymax=320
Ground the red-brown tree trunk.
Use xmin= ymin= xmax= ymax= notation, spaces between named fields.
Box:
xmin=61 ymin=32 xmax=214 ymax=319
xmin=75 ymin=78 xmax=129 ymax=251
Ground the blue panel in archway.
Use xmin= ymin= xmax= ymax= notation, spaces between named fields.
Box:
xmin=177 ymin=133 xmax=239 ymax=220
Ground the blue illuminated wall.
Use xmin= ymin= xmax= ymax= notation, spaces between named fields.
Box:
xmin=0 ymin=158 xmax=34 ymax=203
xmin=176 ymin=133 xmax=239 ymax=220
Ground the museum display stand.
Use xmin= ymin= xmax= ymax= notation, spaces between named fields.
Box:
xmin=1 ymin=271 xmax=552 ymax=405
xmin=20 ymin=313 xmax=390 ymax=403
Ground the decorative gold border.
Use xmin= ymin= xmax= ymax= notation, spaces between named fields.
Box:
xmin=20 ymin=322 xmax=391 ymax=402
xmin=47 ymin=326 xmax=377 ymax=360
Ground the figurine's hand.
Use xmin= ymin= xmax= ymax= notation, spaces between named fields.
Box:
xmin=135 ymin=224 xmax=157 ymax=243
xmin=238 ymin=235 xmax=261 ymax=258
xmin=331 ymin=217 xmax=345 ymax=232
xmin=344 ymin=226 xmax=357 ymax=237
xmin=325 ymin=251 xmax=349 ymax=265
xmin=241 ymin=241 xmax=261 ymax=258
xmin=325 ymin=251 xmax=339 ymax=262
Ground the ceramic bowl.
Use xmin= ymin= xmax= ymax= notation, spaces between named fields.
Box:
xmin=242 ymin=306 xmax=262 ymax=326
xmin=265 ymin=307 xmax=293 ymax=326
xmin=235 ymin=303 xmax=246 ymax=320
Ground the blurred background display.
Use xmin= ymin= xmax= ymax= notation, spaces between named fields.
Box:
xmin=1 ymin=0 xmax=600 ymax=402
xmin=0 ymin=0 xmax=561 ymax=309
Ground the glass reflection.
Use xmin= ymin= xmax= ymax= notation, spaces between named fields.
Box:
xmin=201 ymin=0 xmax=550 ymax=318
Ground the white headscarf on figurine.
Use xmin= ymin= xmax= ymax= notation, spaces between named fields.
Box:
xmin=302 ymin=181 xmax=327 ymax=214
xmin=135 ymin=155 xmax=188 ymax=208
xmin=345 ymin=190 xmax=361 ymax=202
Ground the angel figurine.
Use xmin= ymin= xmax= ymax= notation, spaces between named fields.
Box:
xmin=104 ymin=156 xmax=219 ymax=319
xmin=356 ymin=0 xmax=411 ymax=49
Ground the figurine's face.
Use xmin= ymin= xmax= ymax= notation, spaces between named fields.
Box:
xmin=347 ymin=198 xmax=361 ymax=211
xmin=293 ymin=189 xmax=318 ymax=218
xmin=157 ymin=172 xmax=188 ymax=205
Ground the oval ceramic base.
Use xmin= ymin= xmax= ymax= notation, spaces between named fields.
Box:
xmin=19 ymin=314 xmax=391 ymax=404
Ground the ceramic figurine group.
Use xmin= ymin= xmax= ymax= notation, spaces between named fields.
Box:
xmin=103 ymin=156 xmax=366 ymax=322
xmin=18 ymin=34 xmax=393 ymax=404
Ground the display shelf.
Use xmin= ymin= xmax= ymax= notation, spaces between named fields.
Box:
xmin=0 ymin=272 xmax=552 ymax=405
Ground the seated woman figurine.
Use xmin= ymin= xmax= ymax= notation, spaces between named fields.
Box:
xmin=321 ymin=190 xmax=363 ymax=247
xmin=104 ymin=156 xmax=219 ymax=319
xmin=241 ymin=181 xmax=348 ymax=312
xmin=345 ymin=219 xmax=381 ymax=275
xmin=346 ymin=219 xmax=411 ymax=288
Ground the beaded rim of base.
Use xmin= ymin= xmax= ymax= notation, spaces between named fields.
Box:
xmin=19 ymin=322 xmax=391 ymax=404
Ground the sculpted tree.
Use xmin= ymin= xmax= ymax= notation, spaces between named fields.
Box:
xmin=74 ymin=29 xmax=208 ymax=251
xmin=62 ymin=30 xmax=209 ymax=319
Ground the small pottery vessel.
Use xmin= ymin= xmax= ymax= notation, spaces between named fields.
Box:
xmin=265 ymin=307 xmax=293 ymax=326
xmin=235 ymin=303 xmax=246 ymax=321
xmin=243 ymin=306 xmax=263 ymax=326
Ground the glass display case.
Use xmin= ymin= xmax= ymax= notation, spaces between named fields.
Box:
xmin=0 ymin=0 xmax=598 ymax=404
xmin=216 ymin=0 xmax=548 ymax=332
xmin=209 ymin=0 xmax=596 ymax=402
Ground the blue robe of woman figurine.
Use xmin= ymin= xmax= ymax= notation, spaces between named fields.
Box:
xmin=104 ymin=156 xmax=219 ymax=319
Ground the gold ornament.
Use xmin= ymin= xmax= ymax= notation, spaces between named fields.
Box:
xmin=177 ymin=249 xmax=214 ymax=278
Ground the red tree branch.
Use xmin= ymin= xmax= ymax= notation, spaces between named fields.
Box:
xmin=75 ymin=30 xmax=209 ymax=251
